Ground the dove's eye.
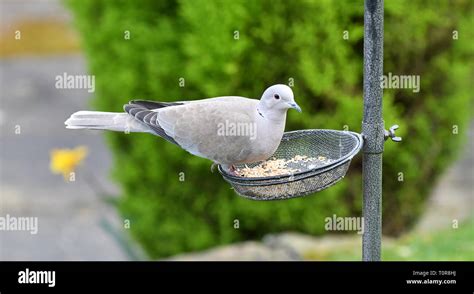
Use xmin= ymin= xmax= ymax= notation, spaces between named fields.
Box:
xmin=274 ymin=94 xmax=280 ymax=99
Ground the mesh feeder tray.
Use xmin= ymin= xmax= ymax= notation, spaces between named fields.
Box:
xmin=218 ymin=129 xmax=363 ymax=200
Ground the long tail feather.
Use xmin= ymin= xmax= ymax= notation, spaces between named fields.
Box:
xmin=65 ymin=111 xmax=149 ymax=133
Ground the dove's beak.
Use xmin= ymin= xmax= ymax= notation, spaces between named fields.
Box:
xmin=288 ymin=102 xmax=302 ymax=113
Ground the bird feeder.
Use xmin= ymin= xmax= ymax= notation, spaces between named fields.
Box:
xmin=219 ymin=0 xmax=400 ymax=261
xmin=219 ymin=130 xmax=363 ymax=200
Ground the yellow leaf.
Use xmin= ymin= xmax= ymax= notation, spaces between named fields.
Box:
xmin=50 ymin=146 xmax=88 ymax=181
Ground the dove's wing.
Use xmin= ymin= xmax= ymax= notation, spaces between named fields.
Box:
xmin=124 ymin=97 xmax=260 ymax=164
xmin=124 ymin=100 xmax=184 ymax=145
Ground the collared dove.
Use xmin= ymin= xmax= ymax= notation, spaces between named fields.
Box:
xmin=65 ymin=84 xmax=301 ymax=173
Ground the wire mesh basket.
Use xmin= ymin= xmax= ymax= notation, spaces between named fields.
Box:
xmin=218 ymin=129 xmax=363 ymax=200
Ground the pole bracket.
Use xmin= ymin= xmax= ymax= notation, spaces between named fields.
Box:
xmin=362 ymin=121 xmax=385 ymax=154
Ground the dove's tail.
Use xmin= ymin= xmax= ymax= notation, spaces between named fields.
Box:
xmin=65 ymin=111 xmax=149 ymax=133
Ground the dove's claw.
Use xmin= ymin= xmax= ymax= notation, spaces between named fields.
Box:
xmin=224 ymin=164 xmax=239 ymax=176
xmin=231 ymin=165 xmax=240 ymax=176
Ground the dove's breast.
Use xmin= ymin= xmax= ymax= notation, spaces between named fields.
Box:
xmin=237 ymin=112 xmax=286 ymax=164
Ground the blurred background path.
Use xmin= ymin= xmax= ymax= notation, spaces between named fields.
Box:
xmin=0 ymin=0 xmax=140 ymax=260
xmin=414 ymin=125 xmax=473 ymax=233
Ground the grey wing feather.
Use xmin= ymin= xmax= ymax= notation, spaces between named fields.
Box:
xmin=129 ymin=100 xmax=185 ymax=109
xmin=123 ymin=102 xmax=180 ymax=146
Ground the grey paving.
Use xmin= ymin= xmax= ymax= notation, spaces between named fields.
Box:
xmin=414 ymin=122 xmax=474 ymax=233
xmin=0 ymin=56 xmax=141 ymax=260
xmin=0 ymin=0 xmax=71 ymax=29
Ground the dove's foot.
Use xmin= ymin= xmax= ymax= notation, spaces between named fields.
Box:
xmin=229 ymin=165 xmax=240 ymax=176
xmin=221 ymin=164 xmax=240 ymax=176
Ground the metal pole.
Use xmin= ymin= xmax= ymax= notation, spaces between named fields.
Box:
xmin=362 ymin=0 xmax=384 ymax=261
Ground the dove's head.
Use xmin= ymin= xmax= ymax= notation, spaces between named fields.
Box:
xmin=259 ymin=84 xmax=302 ymax=116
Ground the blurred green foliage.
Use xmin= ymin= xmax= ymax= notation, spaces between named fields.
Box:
xmin=67 ymin=0 xmax=473 ymax=258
